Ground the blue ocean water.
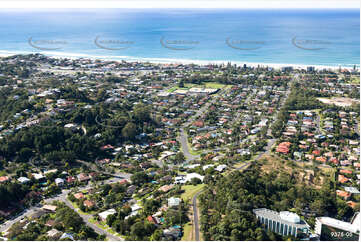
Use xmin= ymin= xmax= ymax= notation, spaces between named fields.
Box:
xmin=0 ymin=9 xmax=359 ymax=67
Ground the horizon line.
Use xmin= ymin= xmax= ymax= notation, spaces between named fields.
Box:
xmin=0 ymin=0 xmax=359 ymax=9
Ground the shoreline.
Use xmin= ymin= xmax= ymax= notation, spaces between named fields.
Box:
xmin=0 ymin=51 xmax=359 ymax=71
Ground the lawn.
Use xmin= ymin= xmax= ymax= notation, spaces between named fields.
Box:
xmin=89 ymin=218 xmax=123 ymax=238
xmin=68 ymin=199 xmax=91 ymax=216
xmin=167 ymin=86 xmax=178 ymax=93
xmin=181 ymin=184 xmax=205 ymax=202
xmin=204 ymin=82 xmax=231 ymax=89
xmin=181 ymin=222 xmax=193 ymax=241
xmin=167 ymin=82 xmax=232 ymax=93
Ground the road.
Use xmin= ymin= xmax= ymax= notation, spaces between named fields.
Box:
xmin=178 ymin=128 xmax=200 ymax=162
xmin=177 ymin=90 xmax=225 ymax=162
xmin=77 ymin=160 xmax=132 ymax=180
xmin=192 ymin=191 xmax=202 ymax=241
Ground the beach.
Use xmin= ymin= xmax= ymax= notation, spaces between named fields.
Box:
xmin=0 ymin=51 xmax=358 ymax=71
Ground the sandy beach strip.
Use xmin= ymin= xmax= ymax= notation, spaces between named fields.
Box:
xmin=0 ymin=50 xmax=359 ymax=71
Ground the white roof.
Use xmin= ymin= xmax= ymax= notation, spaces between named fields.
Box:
xmin=131 ymin=204 xmax=141 ymax=211
xmin=18 ymin=177 xmax=30 ymax=183
xmin=317 ymin=217 xmax=359 ymax=233
xmin=203 ymin=164 xmax=215 ymax=170
xmin=215 ymin=164 xmax=227 ymax=172
xmin=44 ymin=169 xmax=58 ymax=174
xmin=185 ymin=173 xmax=204 ymax=182
xmin=32 ymin=173 xmax=44 ymax=180
xmin=55 ymin=178 xmax=64 ymax=183
xmin=186 ymin=164 xmax=200 ymax=169
xmin=280 ymin=211 xmax=300 ymax=223
xmin=99 ymin=209 xmax=116 ymax=220
xmin=64 ymin=123 xmax=77 ymax=128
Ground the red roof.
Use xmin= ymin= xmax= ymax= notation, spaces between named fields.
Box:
xmin=339 ymin=169 xmax=353 ymax=175
xmin=83 ymin=200 xmax=95 ymax=208
xmin=193 ymin=120 xmax=204 ymax=127
xmin=0 ymin=176 xmax=9 ymax=182
xmin=316 ymin=156 xmax=327 ymax=163
xmin=312 ymin=150 xmax=321 ymax=156
xmin=74 ymin=192 xmax=84 ymax=199
xmin=67 ymin=176 xmax=76 ymax=183
xmin=147 ymin=216 xmax=156 ymax=224
xmin=276 ymin=142 xmax=291 ymax=154
xmin=119 ymin=179 xmax=128 ymax=185
xmin=338 ymin=175 xmax=349 ymax=184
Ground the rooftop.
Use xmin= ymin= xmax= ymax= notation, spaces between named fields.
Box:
xmin=316 ymin=217 xmax=360 ymax=234
xmin=253 ymin=208 xmax=309 ymax=228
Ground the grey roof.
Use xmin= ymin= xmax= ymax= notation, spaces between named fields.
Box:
xmin=253 ymin=208 xmax=309 ymax=229
xmin=344 ymin=187 xmax=360 ymax=194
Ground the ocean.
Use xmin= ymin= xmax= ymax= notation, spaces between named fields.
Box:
xmin=0 ymin=9 xmax=359 ymax=67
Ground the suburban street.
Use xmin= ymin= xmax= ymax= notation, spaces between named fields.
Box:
xmin=0 ymin=175 xmax=129 ymax=240
xmin=192 ymin=191 xmax=202 ymax=241
xmin=178 ymin=127 xmax=200 ymax=162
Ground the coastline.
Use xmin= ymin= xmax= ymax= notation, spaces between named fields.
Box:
xmin=0 ymin=51 xmax=359 ymax=71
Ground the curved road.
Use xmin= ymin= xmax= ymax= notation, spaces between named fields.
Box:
xmin=178 ymin=128 xmax=200 ymax=162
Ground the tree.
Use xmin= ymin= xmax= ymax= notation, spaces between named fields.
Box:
xmin=122 ymin=122 xmax=137 ymax=140
xmin=133 ymin=104 xmax=151 ymax=123
xmin=150 ymin=229 xmax=163 ymax=241
xmin=130 ymin=222 xmax=146 ymax=240
xmin=174 ymin=152 xmax=185 ymax=164
xmin=131 ymin=172 xmax=149 ymax=186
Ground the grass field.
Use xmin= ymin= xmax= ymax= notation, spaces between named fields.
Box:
xmin=181 ymin=222 xmax=193 ymax=241
xmin=167 ymin=82 xmax=232 ymax=93
xmin=181 ymin=184 xmax=205 ymax=202
xmin=350 ymin=76 xmax=360 ymax=84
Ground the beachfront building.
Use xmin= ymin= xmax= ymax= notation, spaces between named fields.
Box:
xmin=253 ymin=208 xmax=310 ymax=238
xmin=315 ymin=213 xmax=360 ymax=241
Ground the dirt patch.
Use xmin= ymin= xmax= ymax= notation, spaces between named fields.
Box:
xmin=317 ymin=97 xmax=359 ymax=107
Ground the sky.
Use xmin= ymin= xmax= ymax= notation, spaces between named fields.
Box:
xmin=0 ymin=0 xmax=359 ymax=9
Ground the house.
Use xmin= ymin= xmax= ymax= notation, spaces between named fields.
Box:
xmin=42 ymin=205 xmax=57 ymax=212
xmin=215 ymin=164 xmax=227 ymax=172
xmin=339 ymin=169 xmax=353 ymax=175
xmin=316 ymin=157 xmax=327 ymax=163
xmin=346 ymin=201 xmax=358 ymax=209
xmin=159 ymin=184 xmax=174 ymax=193
xmin=163 ymin=227 xmax=182 ymax=239
xmin=29 ymin=210 xmax=48 ymax=219
xmin=77 ymin=173 xmax=90 ymax=182
xmin=32 ymin=173 xmax=45 ymax=180
xmin=147 ymin=215 xmax=158 ymax=224
xmin=83 ymin=200 xmax=95 ymax=208
xmin=276 ymin=142 xmax=291 ymax=154
xmin=124 ymin=204 xmax=142 ymax=220
xmin=55 ymin=178 xmax=64 ymax=186
xmin=312 ymin=150 xmax=321 ymax=156
xmin=119 ymin=179 xmax=129 ymax=185
xmin=67 ymin=176 xmax=76 ymax=183
xmin=60 ymin=233 xmax=74 ymax=241
xmin=344 ymin=187 xmax=360 ymax=194
xmin=74 ymin=192 xmax=84 ymax=199
xmin=17 ymin=177 xmax=30 ymax=184
xmin=338 ymin=175 xmax=350 ymax=184
xmin=46 ymin=229 xmax=62 ymax=239
xmin=45 ymin=219 xmax=56 ymax=227
xmin=98 ymin=209 xmax=117 ymax=221
xmin=161 ymin=175 xmax=173 ymax=182
xmin=203 ymin=164 xmax=215 ymax=170
xmin=168 ymin=197 xmax=181 ymax=207
xmin=127 ymin=185 xmax=137 ymax=195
